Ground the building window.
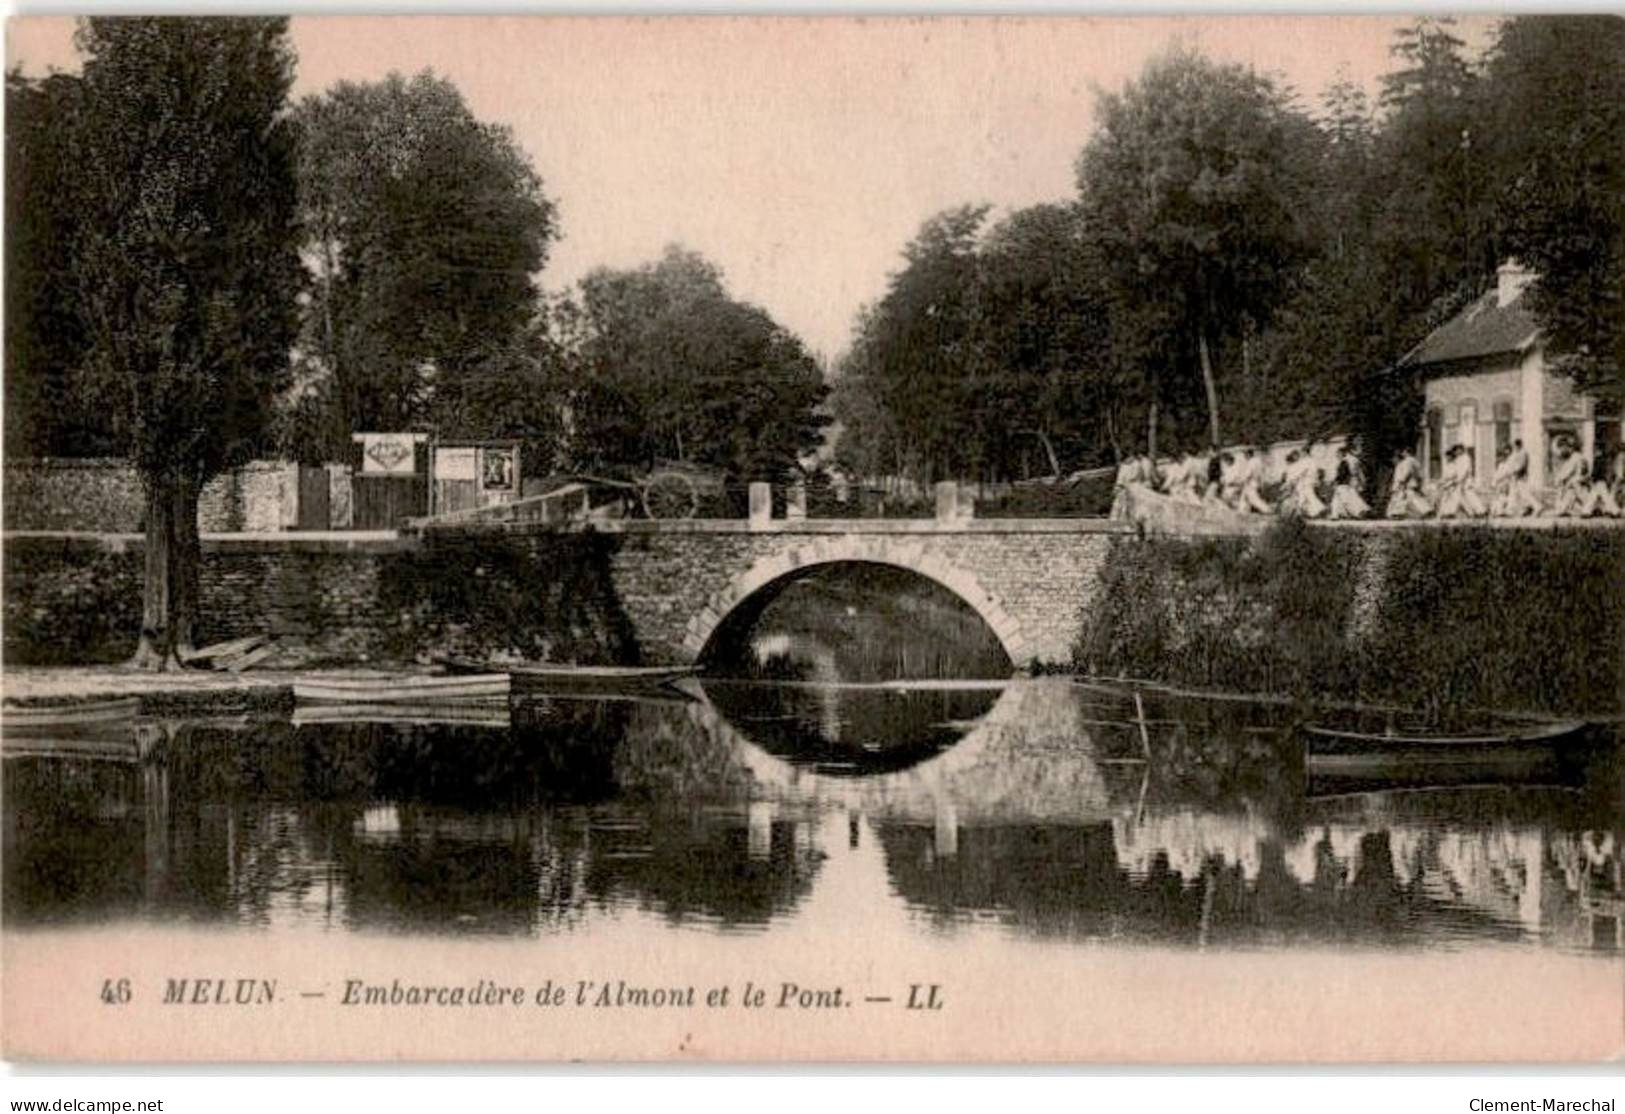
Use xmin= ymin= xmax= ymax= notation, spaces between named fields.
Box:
xmin=1426 ymin=407 xmax=1444 ymax=480
xmin=1494 ymin=398 xmax=1514 ymax=458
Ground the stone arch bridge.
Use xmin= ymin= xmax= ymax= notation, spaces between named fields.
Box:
xmin=595 ymin=518 xmax=1126 ymax=670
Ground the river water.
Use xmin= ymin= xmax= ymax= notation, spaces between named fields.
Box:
xmin=5 ymin=568 xmax=1624 ymax=960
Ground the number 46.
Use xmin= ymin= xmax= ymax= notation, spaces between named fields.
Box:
xmin=100 ymin=978 xmax=131 ymax=1005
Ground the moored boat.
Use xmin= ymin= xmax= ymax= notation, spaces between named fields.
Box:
xmin=292 ymin=673 xmax=511 ymax=704
xmin=439 ymin=657 xmax=696 ymax=694
xmin=1303 ymin=717 xmax=1592 ymax=792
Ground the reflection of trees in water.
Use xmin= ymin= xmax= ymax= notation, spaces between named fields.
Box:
xmin=576 ymin=803 xmax=824 ymax=929
xmin=6 ymin=692 xmax=1618 ymax=950
xmin=3 ymin=704 xmax=823 ymax=935
xmin=2 ymin=758 xmax=146 ymax=924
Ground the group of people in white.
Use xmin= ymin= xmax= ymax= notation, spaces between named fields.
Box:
xmin=1111 ymin=433 xmax=1625 ymax=522
xmin=1386 ymin=433 xmax=1623 ymax=520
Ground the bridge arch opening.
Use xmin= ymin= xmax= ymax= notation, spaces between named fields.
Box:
xmin=691 ymin=544 xmax=1020 ymax=679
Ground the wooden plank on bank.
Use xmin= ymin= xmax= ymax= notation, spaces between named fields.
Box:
xmin=180 ymin=634 xmax=266 ymax=665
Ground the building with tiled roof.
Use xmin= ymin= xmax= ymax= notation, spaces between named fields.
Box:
xmin=1399 ymin=261 xmax=1617 ymax=487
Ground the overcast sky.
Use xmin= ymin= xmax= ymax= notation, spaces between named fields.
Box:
xmin=10 ymin=14 xmax=1501 ymax=362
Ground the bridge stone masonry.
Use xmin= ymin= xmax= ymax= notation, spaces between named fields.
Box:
xmin=595 ymin=482 xmax=1129 ymax=669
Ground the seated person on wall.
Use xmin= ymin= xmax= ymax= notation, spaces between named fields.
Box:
xmin=1328 ymin=446 xmax=1370 ymax=520
xmin=1491 ymin=439 xmax=1540 ymax=518
xmin=1278 ymin=449 xmax=1325 ymax=518
xmin=1179 ymin=451 xmax=1207 ymax=507
xmin=1233 ymin=446 xmax=1273 ymax=515
xmin=1386 ymin=446 xmax=1433 ymax=519
xmin=1111 ymin=453 xmax=1159 ymax=519
xmin=1110 ymin=454 xmax=1140 ymax=520
xmin=1436 ymin=444 xmax=1488 ymax=519
xmin=1158 ymin=453 xmax=1187 ymax=502
xmin=1548 ymin=435 xmax=1592 ymax=517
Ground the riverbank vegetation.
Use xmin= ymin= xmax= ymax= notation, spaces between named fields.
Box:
xmin=1074 ymin=521 xmax=1625 ymax=718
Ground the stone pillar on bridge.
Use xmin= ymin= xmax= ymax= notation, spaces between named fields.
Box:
xmin=935 ymin=480 xmax=974 ymax=522
xmin=748 ymin=482 xmax=773 ymax=529
xmin=785 ymin=480 xmax=807 ymax=521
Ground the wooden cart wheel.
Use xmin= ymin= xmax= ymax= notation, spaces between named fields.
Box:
xmin=640 ymin=470 xmax=700 ymax=519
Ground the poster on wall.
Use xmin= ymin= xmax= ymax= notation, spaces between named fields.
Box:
xmin=434 ymin=447 xmax=477 ymax=482
xmin=357 ymin=432 xmax=422 ymax=475
xmin=481 ymin=447 xmax=515 ymax=492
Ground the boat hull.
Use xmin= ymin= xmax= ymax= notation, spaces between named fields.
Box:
xmin=1303 ymin=719 xmax=1592 ymax=793
xmin=293 ymin=675 xmax=511 ymax=704
xmin=440 ymin=658 xmax=696 ymax=694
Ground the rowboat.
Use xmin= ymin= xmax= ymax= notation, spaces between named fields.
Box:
xmin=1 ymin=698 xmax=141 ymax=731
xmin=439 ymin=658 xmax=696 ymax=694
xmin=292 ymin=673 xmax=510 ymax=705
xmin=1303 ymin=718 xmax=1591 ymax=792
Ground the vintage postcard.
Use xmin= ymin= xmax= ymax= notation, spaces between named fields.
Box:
xmin=2 ymin=13 xmax=1622 ymax=1063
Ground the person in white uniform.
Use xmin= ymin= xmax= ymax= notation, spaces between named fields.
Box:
xmin=1386 ymin=446 xmax=1432 ymax=519
xmin=1438 ymin=445 xmax=1487 ymax=517
xmin=1282 ymin=449 xmax=1327 ymax=518
xmin=1549 ymin=437 xmax=1589 ymax=517
xmin=1110 ymin=454 xmax=1141 ymax=520
xmin=1236 ymin=446 xmax=1273 ymax=514
xmin=1588 ymin=451 xmax=1623 ymax=517
xmin=1492 ymin=439 xmax=1539 ymax=517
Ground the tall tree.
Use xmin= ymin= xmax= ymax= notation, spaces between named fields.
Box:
xmin=1075 ymin=49 xmax=1319 ymax=449
xmin=1371 ymin=17 xmax=1493 ymax=313
xmin=967 ymin=203 xmax=1114 ymax=476
xmin=292 ymin=72 xmax=557 ymax=453
xmin=4 ymin=70 xmax=114 ymax=458
xmin=836 ymin=206 xmax=988 ymax=484
xmin=1483 ymin=15 xmax=1625 ymax=400
xmin=71 ymin=17 xmax=303 ymax=668
xmin=570 ymin=245 xmax=828 ymax=484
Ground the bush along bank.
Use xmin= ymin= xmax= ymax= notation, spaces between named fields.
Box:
xmin=375 ymin=531 xmax=640 ymax=666
xmin=1073 ymin=519 xmax=1625 ymax=719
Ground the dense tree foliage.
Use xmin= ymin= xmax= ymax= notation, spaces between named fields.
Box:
xmin=9 ymin=14 xmax=1620 ymax=516
xmin=1076 ymin=50 xmax=1321 ymax=450
xmin=833 ymin=204 xmax=1126 ymax=483
xmin=836 ymin=16 xmax=1623 ymax=492
xmin=290 ymin=72 xmax=558 ymax=455
xmin=69 ymin=17 xmax=303 ymax=667
xmin=4 ymin=71 xmax=98 ymax=458
xmin=1484 ymin=16 xmax=1625 ymax=401
xmin=566 ymin=246 xmax=828 ymax=483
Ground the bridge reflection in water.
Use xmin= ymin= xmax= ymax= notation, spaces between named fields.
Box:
xmin=3 ymin=681 xmax=1620 ymax=955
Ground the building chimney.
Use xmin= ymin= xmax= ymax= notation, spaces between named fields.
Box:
xmin=1497 ymin=259 xmax=1536 ymax=308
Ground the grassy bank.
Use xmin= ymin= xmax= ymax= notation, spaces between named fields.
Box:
xmin=1073 ymin=520 xmax=1625 ymax=718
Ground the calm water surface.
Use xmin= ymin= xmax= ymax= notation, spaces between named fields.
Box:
xmin=4 ymin=570 xmax=1623 ymax=958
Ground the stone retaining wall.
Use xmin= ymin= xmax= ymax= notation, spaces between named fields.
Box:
xmin=1 ymin=532 xmax=632 ymax=667
xmin=4 ymin=458 xmax=302 ymax=533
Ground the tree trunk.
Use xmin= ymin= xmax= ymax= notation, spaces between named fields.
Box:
xmin=1197 ymin=329 xmax=1222 ymax=449
xmin=130 ymin=472 xmax=182 ymax=671
xmin=1035 ymin=429 xmax=1060 ymax=478
xmin=171 ymin=468 xmax=203 ymax=660
xmin=1146 ymin=397 xmax=1159 ymax=462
